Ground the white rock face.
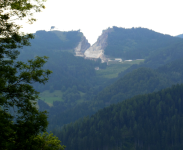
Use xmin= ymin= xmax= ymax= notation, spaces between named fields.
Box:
xmin=75 ymin=36 xmax=90 ymax=57
xmin=84 ymin=28 xmax=113 ymax=61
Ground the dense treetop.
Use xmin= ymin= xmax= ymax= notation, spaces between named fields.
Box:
xmin=17 ymin=30 xmax=108 ymax=93
xmin=14 ymin=26 xmax=183 ymax=140
xmin=55 ymin=84 xmax=183 ymax=150
xmin=105 ymin=27 xmax=183 ymax=60
xmin=144 ymin=41 xmax=183 ymax=68
xmin=45 ymin=57 xmax=183 ymax=131
xmin=18 ymin=30 xmax=83 ymax=59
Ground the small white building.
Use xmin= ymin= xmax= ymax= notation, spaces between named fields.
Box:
xmin=115 ymin=58 xmax=122 ymax=62
xmin=95 ymin=67 xmax=100 ymax=70
xmin=125 ymin=60 xmax=133 ymax=62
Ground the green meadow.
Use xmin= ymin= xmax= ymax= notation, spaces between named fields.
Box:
xmin=39 ymin=59 xmax=144 ymax=106
xmin=96 ymin=59 xmax=144 ymax=79
xmin=39 ymin=90 xmax=86 ymax=106
xmin=39 ymin=90 xmax=64 ymax=106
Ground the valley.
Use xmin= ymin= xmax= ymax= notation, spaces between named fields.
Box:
xmin=38 ymin=59 xmax=143 ymax=106
xmin=17 ymin=26 xmax=183 ymax=150
xmin=2 ymin=1 xmax=183 ymax=149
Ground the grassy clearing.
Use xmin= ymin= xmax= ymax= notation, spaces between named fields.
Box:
xmin=124 ymin=59 xmax=144 ymax=65
xmin=39 ymin=90 xmax=86 ymax=106
xmin=39 ymin=60 xmax=143 ymax=106
xmin=39 ymin=90 xmax=64 ymax=106
xmin=96 ymin=59 xmax=144 ymax=79
xmin=77 ymin=91 xmax=86 ymax=103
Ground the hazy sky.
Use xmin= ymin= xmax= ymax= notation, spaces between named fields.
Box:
xmin=20 ymin=0 xmax=183 ymax=45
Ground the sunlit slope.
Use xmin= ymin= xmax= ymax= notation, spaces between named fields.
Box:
xmin=56 ymin=84 xmax=183 ymax=150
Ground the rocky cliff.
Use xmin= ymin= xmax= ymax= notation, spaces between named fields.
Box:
xmin=84 ymin=28 xmax=113 ymax=61
xmin=75 ymin=35 xmax=90 ymax=57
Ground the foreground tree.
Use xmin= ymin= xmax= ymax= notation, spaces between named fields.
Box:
xmin=0 ymin=0 xmax=65 ymax=149
xmin=33 ymin=132 xmax=66 ymax=150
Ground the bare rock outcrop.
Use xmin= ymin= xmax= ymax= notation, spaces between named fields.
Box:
xmin=84 ymin=28 xmax=113 ymax=61
xmin=75 ymin=35 xmax=90 ymax=57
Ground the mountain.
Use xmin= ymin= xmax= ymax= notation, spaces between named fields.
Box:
xmin=92 ymin=57 xmax=183 ymax=109
xmin=176 ymin=34 xmax=183 ymax=38
xmin=18 ymin=30 xmax=90 ymax=62
xmin=75 ymin=34 xmax=91 ymax=57
xmin=118 ymin=37 xmax=183 ymax=77
xmin=105 ymin=27 xmax=182 ymax=59
xmin=144 ymin=41 xmax=183 ymax=68
xmin=17 ymin=30 xmax=112 ymax=131
xmin=45 ymin=57 xmax=183 ymax=131
xmin=55 ymin=84 xmax=183 ymax=150
xmin=84 ymin=27 xmax=183 ymax=61
xmin=84 ymin=28 xmax=113 ymax=61
xmin=17 ymin=30 xmax=102 ymax=93
xmin=16 ymin=28 xmax=183 ymax=133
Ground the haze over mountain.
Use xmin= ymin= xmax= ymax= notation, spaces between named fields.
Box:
xmin=19 ymin=27 xmax=183 ymax=65
xmin=177 ymin=34 xmax=183 ymax=38
xmin=44 ymin=57 xmax=183 ymax=131
xmin=17 ymin=27 xmax=183 ymax=149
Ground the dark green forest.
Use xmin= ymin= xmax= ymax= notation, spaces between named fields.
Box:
xmin=21 ymin=30 xmax=83 ymax=54
xmin=105 ymin=27 xmax=183 ymax=60
xmin=16 ymin=27 xmax=183 ymax=149
xmin=177 ymin=34 xmax=183 ymax=38
xmin=4 ymin=0 xmax=183 ymax=149
xmin=44 ymin=57 xmax=183 ymax=131
xmin=17 ymin=30 xmax=111 ymax=130
xmin=17 ymin=30 xmax=108 ymax=94
xmin=55 ymin=84 xmax=183 ymax=150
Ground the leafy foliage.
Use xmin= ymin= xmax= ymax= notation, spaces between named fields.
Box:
xmin=0 ymin=0 xmax=65 ymax=149
xmin=33 ymin=132 xmax=66 ymax=150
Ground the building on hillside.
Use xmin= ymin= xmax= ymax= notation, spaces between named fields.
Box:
xmin=115 ymin=58 xmax=122 ymax=62
xmin=95 ymin=67 xmax=100 ymax=70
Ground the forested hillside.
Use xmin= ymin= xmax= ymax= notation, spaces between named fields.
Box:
xmin=17 ymin=28 xmax=183 ymax=133
xmin=17 ymin=30 xmax=108 ymax=93
xmin=16 ymin=30 xmax=111 ymax=131
xmin=46 ymin=57 xmax=183 ymax=130
xmin=105 ymin=27 xmax=183 ymax=60
xmin=144 ymin=41 xmax=183 ymax=68
xmin=20 ymin=30 xmax=83 ymax=56
xmin=93 ymin=57 xmax=183 ymax=108
xmin=3 ymin=0 xmax=183 ymax=149
xmin=118 ymin=41 xmax=183 ymax=78
xmin=55 ymin=84 xmax=183 ymax=150
xmin=177 ymin=34 xmax=183 ymax=38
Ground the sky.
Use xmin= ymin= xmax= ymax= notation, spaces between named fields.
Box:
xmin=20 ymin=0 xmax=183 ymax=45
